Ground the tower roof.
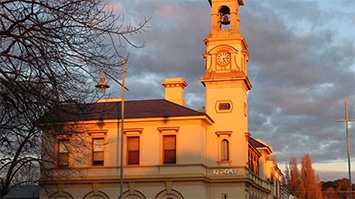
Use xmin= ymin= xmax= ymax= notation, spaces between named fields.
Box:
xmin=208 ymin=0 xmax=244 ymax=6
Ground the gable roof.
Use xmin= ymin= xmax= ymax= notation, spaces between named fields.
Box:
xmin=249 ymin=137 xmax=272 ymax=154
xmin=249 ymin=137 xmax=267 ymax=148
xmin=40 ymin=99 xmax=208 ymax=123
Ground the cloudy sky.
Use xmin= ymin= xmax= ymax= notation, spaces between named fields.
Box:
xmin=105 ymin=0 xmax=355 ymax=181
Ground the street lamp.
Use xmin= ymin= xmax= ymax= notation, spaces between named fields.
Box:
xmin=95 ymin=60 xmax=128 ymax=199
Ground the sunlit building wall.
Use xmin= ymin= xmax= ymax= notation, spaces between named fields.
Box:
xmin=39 ymin=0 xmax=283 ymax=198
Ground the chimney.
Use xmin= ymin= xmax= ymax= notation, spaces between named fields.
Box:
xmin=161 ymin=78 xmax=188 ymax=106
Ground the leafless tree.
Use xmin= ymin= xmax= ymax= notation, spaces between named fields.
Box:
xmin=0 ymin=0 xmax=149 ymax=197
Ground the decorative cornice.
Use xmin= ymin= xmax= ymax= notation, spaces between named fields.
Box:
xmin=215 ymin=131 xmax=232 ymax=137
xmin=157 ymin=126 xmax=180 ymax=133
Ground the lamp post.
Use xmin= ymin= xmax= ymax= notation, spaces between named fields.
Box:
xmin=96 ymin=60 xmax=128 ymax=199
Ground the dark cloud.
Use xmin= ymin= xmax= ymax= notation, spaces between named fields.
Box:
xmin=111 ymin=0 xmax=355 ymax=181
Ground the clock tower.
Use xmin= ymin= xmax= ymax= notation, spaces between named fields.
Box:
xmin=201 ymin=0 xmax=252 ymax=167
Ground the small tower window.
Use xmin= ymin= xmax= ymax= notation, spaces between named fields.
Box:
xmin=216 ymin=101 xmax=233 ymax=113
xmin=219 ymin=102 xmax=231 ymax=110
xmin=221 ymin=139 xmax=229 ymax=161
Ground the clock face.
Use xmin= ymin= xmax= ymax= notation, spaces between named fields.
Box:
xmin=216 ymin=52 xmax=230 ymax=65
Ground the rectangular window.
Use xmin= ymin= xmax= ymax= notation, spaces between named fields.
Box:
xmin=58 ymin=139 xmax=69 ymax=167
xmin=163 ymin=135 xmax=176 ymax=164
xmin=127 ymin=136 xmax=140 ymax=165
xmin=92 ymin=138 xmax=104 ymax=166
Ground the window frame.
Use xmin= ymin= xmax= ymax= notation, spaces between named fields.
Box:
xmin=215 ymin=131 xmax=232 ymax=164
xmin=92 ymin=137 xmax=105 ymax=166
xmin=127 ymin=136 xmax=140 ymax=165
xmin=215 ymin=100 xmax=233 ymax=113
xmin=163 ymin=134 xmax=176 ymax=164
xmin=157 ymin=127 xmax=179 ymax=165
xmin=58 ymin=139 xmax=69 ymax=167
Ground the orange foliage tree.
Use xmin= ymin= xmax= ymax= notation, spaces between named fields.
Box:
xmin=283 ymin=153 xmax=323 ymax=199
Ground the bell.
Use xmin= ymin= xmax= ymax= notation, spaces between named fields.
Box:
xmin=221 ymin=15 xmax=230 ymax=25
xmin=95 ymin=67 xmax=110 ymax=92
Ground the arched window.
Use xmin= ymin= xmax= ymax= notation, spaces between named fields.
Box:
xmin=83 ymin=191 xmax=109 ymax=199
xmin=120 ymin=190 xmax=146 ymax=199
xmin=155 ymin=189 xmax=184 ymax=199
xmin=221 ymin=139 xmax=229 ymax=161
xmin=48 ymin=192 xmax=74 ymax=199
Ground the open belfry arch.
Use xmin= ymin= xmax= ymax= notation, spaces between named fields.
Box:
xmin=38 ymin=0 xmax=282 ymax=199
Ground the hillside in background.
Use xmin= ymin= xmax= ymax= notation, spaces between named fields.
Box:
xmin=321 ymin=178 xmax=355 ymax=199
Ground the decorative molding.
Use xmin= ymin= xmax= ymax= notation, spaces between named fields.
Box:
xmin=55 ymin=134 xmax=71 ymax=139
xmin=93 ymin=183 xmax=99 ymax=195
xmin=129 ymin=182 xmax=136 ymax=194
xmin=157 ymin=126 xmax=180 ymax=133
xmin=215 ymin=131 xmax=232 ymax=137
xmin=87 ymin=129 xmax=108 ymax=136
xmin=124 ymin=128 xmax=143 ymax=135
xmin=245 ymin=132 xmax=251 ymax=141
xmin=165 ymin=181 xmax=173 ymax=193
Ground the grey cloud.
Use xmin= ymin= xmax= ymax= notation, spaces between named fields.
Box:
xmin=114 ymin=0 xmax=355 ymax=181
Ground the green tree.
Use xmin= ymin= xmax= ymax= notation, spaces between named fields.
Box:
xmin=0 ymin=0 xmax=149 ymax=197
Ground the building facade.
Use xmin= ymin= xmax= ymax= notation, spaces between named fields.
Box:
xmin=39 ymin=0 xmax=283 ymax=198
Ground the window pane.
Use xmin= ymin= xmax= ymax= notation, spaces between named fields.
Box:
xmin=164 ymin=150 xmax=176 ymax=164
xmin=128 ymin=137 xmax=139 ymax=150
xmin=128 ymin=151 xmax=139 ymax=165
xmin=93 ymin=138 xmax=104 ymax=152
xmin=163 ymin=135 xmax=175 ymax=150
xmin=58 ymin=153 xmax=69 ymax=166
xmin=59 ymin=140 xmax=69 ymax=153
xmin=219 ymin=102 xmax=231 ymax=110
xmin=94 ymin=151 xmax=104 ymax=161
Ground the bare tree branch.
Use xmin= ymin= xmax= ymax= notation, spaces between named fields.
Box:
xmin=0 ymin=0 xmax=150 ymax=197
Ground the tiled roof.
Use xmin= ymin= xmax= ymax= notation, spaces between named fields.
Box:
xmin=249 ymin=137 xmax=267 ymax=148
xmin=249 ymin=137 xmax=272 ymax=154
xmin=40 ymin=99 xmax=206 ymax=123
